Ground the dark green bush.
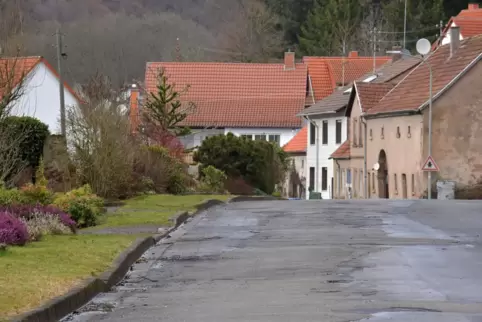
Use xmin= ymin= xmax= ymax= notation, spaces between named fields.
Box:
xmin=194 ymin=133 xmax=289 ymax=194
xmin=0 ymin=116 xmax=50 ymax=170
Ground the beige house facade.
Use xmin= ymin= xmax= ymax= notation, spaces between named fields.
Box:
xmin=332 ymin=30 xmax=482 ymax=199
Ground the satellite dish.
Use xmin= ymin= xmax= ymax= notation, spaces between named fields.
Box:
xmin=373 ymin=163 xmax=380 ymax=171
xmin=416 ymin=38 xmax=431 ymax=56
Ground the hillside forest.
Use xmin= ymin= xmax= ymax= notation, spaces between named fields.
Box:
xmin=1 ymin=0 xmax=480 ymax=87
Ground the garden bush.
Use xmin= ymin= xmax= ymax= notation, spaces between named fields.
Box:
xmin=3 ymin=205 xmax=77 ymax=233
xmin=0 ymin=116 xmax=49 ymax=186
xmin=53 ymin=185 xmax=104 ymax=228
xmin=21 ymin=214 xmax=72 ymax=241
xmin=0 ymin=186 xmax=26 ymax=206
xmin=135 ymin=145 xmax=193 ymax=195
xmin=199 ymin=166 xmax=227 ymax=193
xmin=0 ymin=211 xmax=29 ymax=246
xmin=194 ymin=133 xmax=289 ymax=194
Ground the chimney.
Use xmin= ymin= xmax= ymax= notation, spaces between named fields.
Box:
xmin=450 ymin=26 xmax=461 ymax=57
xmin=391 ymin=46 xmax=402 ymax=62
xmin=130 ymin=84 xmax=140 ymax=134
xmin=284 ymin=51 xmax=295 ymax=70
xmin=468 ymin=3 xmax=480 ymax=10
xmin=348 ymin=51 xmax=358 ymax=58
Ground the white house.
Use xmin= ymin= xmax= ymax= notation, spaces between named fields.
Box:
xmin=1 ymin=56 xmax=81 ymax=133
xmin=298 ymin=56 xmax=420 ymax=199
xmin=142 ymin=52 xmax=308 ymax=149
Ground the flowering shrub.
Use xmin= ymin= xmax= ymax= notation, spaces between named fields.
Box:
xmin=53 ymin=185 xmax=104 ymax=228
xmin=21 ymin=183 xmax=55 ymax=205
xmin=21 ymin=213 xmax=72 ymax=241
xmin=2 ymin=205 xmax=76 ymax=233
xmin=0 ymin=211 xmax=29 ymax=246
xmin=0 ymin=187 xmax=26 ymax=206
xmin=199 ymin=166 xmax=227 ymax=193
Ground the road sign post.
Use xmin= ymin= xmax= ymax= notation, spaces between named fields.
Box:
xmin=422 ymin=155 xmax=439 ymax=172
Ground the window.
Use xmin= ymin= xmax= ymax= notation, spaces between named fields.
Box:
xmin=254 ymin=134 xmax=267 ymax=141
xmin=310 ymin=123 xmax=316 ymax=145
xmin=301 ymin=159 xmax=304 ymax=169
xmin=358 ymin=117 xmax=363 ymax=147
xmin=240 ymin=134 xmax=252 ymax=140
xmin=394 ymin=173 xmax=398 ymax=193
xmin=354 ymin=169 xmax=358 ymax=196
xmin=335 ymin=120 xmax=342 ymax=144
xmin=369 ymin=128 xmax=373 ymax=140
xmin=372 ymin=172 xmax=376 ymax=192
xmin=309 ymin=167 xmax=315 ymax=191
xmin=322 ymin=120 xmax=328 ymax=144
xmin=321 ymin=167 xmax=328 ymax=191
xmin=353 ymin=119 xmax=357 ymax=146
xmin=381 ymin=126 xmax=384 ymax=139
xmin=407 ymin=126 xmax=411 ymax=138
xmin=346 ymin=169 xmax=352 ymax=184
xmin=396 ymin=126 xmax=401 ymax=138
xmin=268 ymin=134 xmax=281 ymax=145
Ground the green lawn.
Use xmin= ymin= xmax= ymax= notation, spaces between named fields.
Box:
xmin=0 ymin=194 xmax=231 ymax=318
xmin=0 ymin=234 xmax=138 ymax=318
xmin=96 ymin=194 xmax=231 ymax=228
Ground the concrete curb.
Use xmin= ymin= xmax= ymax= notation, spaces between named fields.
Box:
xmin=12 ymin=196 xmax=277 ymax=322
xmin=228 ymin=195 xmax=283 ymax=203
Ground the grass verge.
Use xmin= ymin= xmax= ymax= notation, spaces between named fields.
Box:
xmin=96 ymin=194 xmax=231 ymax=228
xmin=0 ymin=234 xmax=138 ymax=318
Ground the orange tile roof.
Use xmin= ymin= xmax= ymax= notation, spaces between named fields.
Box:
xmin=0 ymin=56 xmax=81 ymax=103
xmin=355 ymin=83 xmax=395 ymax=113
xmin=368 ymin=35 xmax=482 ymax=116
xmin=144 ymin=62 xmax=307 ymax=128
xmin=283 ymin=126 xmax=307 ymax=153
xmin=0 ymin=56 xmax=41 ymax=100
xmin=435 ymin=5 xmax=482 ymax=48
xmin=330 ymin=140 xmax=350 ymax=159
xmin=303 ymin=58 xmax=335 ymax=101
xmin=303 ymin=56 xmax=392 ymax=101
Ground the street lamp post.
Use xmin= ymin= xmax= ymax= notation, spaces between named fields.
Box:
xmin=388 ymin=40 xmax=433 ymax=199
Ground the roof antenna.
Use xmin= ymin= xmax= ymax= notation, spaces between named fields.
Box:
xmin=176 ymin=37 xmax=182 ymax=62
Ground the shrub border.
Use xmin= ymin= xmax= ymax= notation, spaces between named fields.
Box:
xmin=11 ymin=196 xmax=281 ymax=322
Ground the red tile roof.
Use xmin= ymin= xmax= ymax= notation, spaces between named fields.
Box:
xmin=303 ymin=58 xmax=335 ymax=101
xmin=0 ymin=56 xmax=81 ymax=103
xmin=0 ymin=56 xmax=41 ymax=100
xmin=283 ymin=126 xmax=307 ymax=153
xmin=330 ymin=140 xmax=350 ymax=159
xmin=435 ymin=4 xmax=482 ymax=48
xmin=303 ymin=56 xmax=392 ymax=101
xmin=355 ymin=83 xmax=395 ymax=113
xmin=368 ymin=35 xmax=482 ymax=115
xmin=144 ymin=62 xmax=307 ymax=128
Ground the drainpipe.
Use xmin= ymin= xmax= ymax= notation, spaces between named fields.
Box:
xmin=335 ymin=159 xmax=341 ymax=199
xmin=304 ymin=116 xmax=320 ymax=193
xmin=361 ymin=115 xmax=368 ymax=199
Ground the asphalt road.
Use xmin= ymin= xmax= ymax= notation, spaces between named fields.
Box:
xmin=65 ymin=200 xmax=482 ymax=322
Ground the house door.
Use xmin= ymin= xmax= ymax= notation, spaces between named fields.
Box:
xmin=378 ymin=150 xmax=389 ymax=199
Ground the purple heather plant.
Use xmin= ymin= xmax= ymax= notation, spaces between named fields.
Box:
xmin=0 ymin=204 xmax=77 ymax=233
xmin=0 ymin=211 xmax=29 ymax=246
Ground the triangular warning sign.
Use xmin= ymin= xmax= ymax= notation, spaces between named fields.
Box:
xmin=422 ymin=155 xmax=439 ymax=172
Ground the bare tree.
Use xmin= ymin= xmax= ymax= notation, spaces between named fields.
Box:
xmin=66 ymin=74 xmax=140 ymax=197
xmin=220 ymin=0 xmax=285 ymax=62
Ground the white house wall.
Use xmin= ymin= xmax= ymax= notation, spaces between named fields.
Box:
xmin=225 ymin=128 xmax=300 ymax=147
xmin=305 ymin=116 xmax=347 ymax=199
xmin=10 ymin=62 xmax=78 ymax=134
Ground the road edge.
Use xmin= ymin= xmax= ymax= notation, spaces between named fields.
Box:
xmin=12 ymin=196 xmax=279 ymax=322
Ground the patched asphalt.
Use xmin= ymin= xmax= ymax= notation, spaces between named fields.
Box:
xmin=64 ymin=200 xmax=482 ymax=322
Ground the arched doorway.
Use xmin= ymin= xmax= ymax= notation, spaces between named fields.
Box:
xmin=378 ymin=150 xmax=389 ymax=198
